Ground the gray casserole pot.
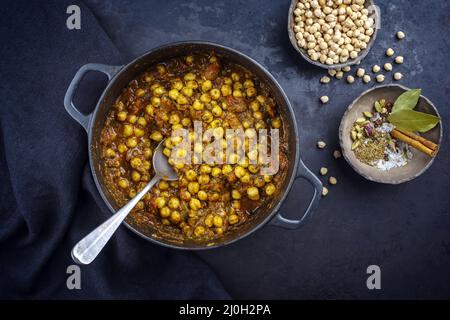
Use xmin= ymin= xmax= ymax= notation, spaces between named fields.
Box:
xmin=64 ymin=41 xmax=322 ymax=250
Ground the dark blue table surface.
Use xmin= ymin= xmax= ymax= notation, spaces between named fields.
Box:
xmin=85 ymin=0 xmax=450 ymax=298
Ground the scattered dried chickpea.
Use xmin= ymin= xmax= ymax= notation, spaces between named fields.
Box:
xmin=320 ymin=96 xmax=329 ymax=104
xmin=356 ymin=68 xmax=366 ymax=78
xmin=386 ymin=48 xmax=395 ymax=57
xmin=362 ymin=74 xmax=371 ymax=84
xmin=322 ymin=187 xmax=329 ymax=197
xmin=320 ymin=76 xmax=331 ymax=84
xmin=333 ymin=150 xmax=342 ymax=159
xmin=396 ymin=31 xmax=405 ymax=40
xmin=372 ymin=65 xmax=381 ymax=73
xmin=317 ymin=141 xmax=326 ymax=149
xmin=376 ymin=74 xmax=385 ymax=83
xmin=395 ymin=56 xmax=404 ymax=64
xmin=384 ymin=63 xmax=393 ymax=71
xmin=393 ymin=72 xmax=403 ymax=81
xmin=329 ymin=176 xmax=338 ymax=185
xmin=347 ymin=75 xmax=355 ymax=84
xmin=320 ymin=167 xmax=328 ymax=176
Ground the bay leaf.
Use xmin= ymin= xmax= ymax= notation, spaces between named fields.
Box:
xmin=392 ymin=89 xmax=422 ymax=113
xmin=388 ymin=109 xmax=440 ymax=132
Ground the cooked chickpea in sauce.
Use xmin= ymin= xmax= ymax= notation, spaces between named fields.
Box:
xmin=100 ymin=52 xmax=288 ymax=241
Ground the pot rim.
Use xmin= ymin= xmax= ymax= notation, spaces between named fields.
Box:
xmin=87 ymin=40 xmax=300 ymax=250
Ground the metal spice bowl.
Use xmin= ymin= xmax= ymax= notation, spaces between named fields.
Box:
xmin=287 ymin=0 xmax=379 ymax=70
xmin=339 ymin=84 xmax=443 ymax=184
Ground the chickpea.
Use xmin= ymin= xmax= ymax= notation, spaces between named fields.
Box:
xmin=186 ymin=80 xmax=198 ymax=89
xmin=185 ymin=55 xmax=194 ymax=64
xmin=228 ymin=214 xmax=239 ymax=225
xmin=194 ymin=225 xmax=205 ymax=237
xmin=232 ymin=90 xmax=243 ymax=98
xmin=222 ymin=164 xmax=233 ymax=175
xmin=213 ymin=216 xmax=223 ymax=227
xmin=159 ymin=180 xmax=169 ymax=190
xmin=134 ymin=127 xmax=145 ymax=137
xmin=256 ymin=95 xmax=265 ymax=104
xmin=155 ymin=197 xmax=166 ymax=208
xmin=221 ymin=84 xmax=232 ymax=96
xmin=169 ymin=113 xmax=180 ymax=125
xmin=117 ymin=111 xmax=127 ymax=121
xmin=168 ymin=89 xmax=179 ymax=100
xmin=271 ymin=117 xmax=282 ymax=129
xmin=240 ymin=174 xmax=251 ymax=184
xmin=204 ymin=214 xmax=214 ymax=227
xmin=150 ymin=131 xmax=163 ymax=142
xmin=184 ymin=73 xmax=196 ymax=81
xmin=212 ymin=106 xmax=223 ymax=117
xmin=145 ymin=105 xmax=154 ymax=117
xmin=198 ymin=190 xmax=208 ymax=201
xmin=136 ymin=88 xmax=145 ymax=97
xmin=130 ymin=157 xmax=142 ymax=168
xmin=181 ymin=117 xmax=191 ymax=127
xmin=170 ymin=211 xmax=181 ymax=224
xmin=153 ymin=86 xmax=166 ymax=97
xmin=249 ymin=100 xmax=260 ymax=112
xmin=143 ymin=148 xmax=153 ymax=159
xmin=189 ymin=198 xmax=202 ymax=211
xmin=247 ymin=187 xmax=260 ymax=200
xmin=163 ymin=148 xmax=171 ymax=157
xmin=209 ymin=192 xmax=220 ymax=201
xmin=233 ymin=82 xmax=243 ymax=90
xmin=126 ymin=137 xmax=138 ymax=148
xmin=123 ymin=124 xmax=134 ymax=137
xmin=234 ymin=166 xmax=246 ymax=178
xmin=185 ymin=170 xmax=197 ymax=181
xmin=180 ymin=190 xmax=191 ymax=201
xmin=265 ymin=183 xmax=276 ymax=196
xmin=198 ymin=174 xmax=210 ymax=184
xmin=168 ymin=197 xmax=180 ymax=209
xmin=201 ymin=80 xmax=212 ymax=92
xmin=200 ymin=165 xmax=212 ymax=174
xmin=131 ymin=170 xmax=141 ymax=182
xmin=193 ymin=99 xmax=204 ymax=111
xmin=106 ymin=148 xmax=116 ymax=158
xmin=129 ymin=189 xmax=137 ymax=198
xmin=160 ymin=207 xmax=171 ymax=218
xmin=118 ymin=144 xmax=128 ymax=153
xmin=181 ymin=87 xmax=194 ymax=97
xmin=200 ymin=93 xmax=211 ymax=103
xmin=172 ymin=80 xmax=184 ymax=90
xmin=176 ymin=95 xmax=188 ymax=105
xmin=210 ymin=88 xmax=221 ymax=100
xmin=246 ymin=87 xmax=256 ymax=97
xmin=156 ymin=64 xmax=166 ymax=74
xmin=118 ymin=178 xmax=129 ymax=189
xmin=243 ymin=79 xmax=254 ymax=88
xmin=231 ymin=72 xmax=240 ymax=81
xmin=231 ymin=190 xmax=241 ymax=199
xmin=211 ymin=167 xmax=222 ymax=177
xmin=202 ymin=111 xmax=213 ymax=123
xmin=188 ymin=182 xmax=200 ymax=194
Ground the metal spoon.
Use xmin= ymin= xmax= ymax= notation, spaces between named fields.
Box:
xmin=71 ymin=140 xmax=177 ymax=265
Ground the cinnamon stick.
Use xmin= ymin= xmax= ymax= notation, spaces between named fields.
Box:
xmin=390 ymin=129 xmax=436 ymax=157
xmin=394 ymin=128 xmax=438 ymax=151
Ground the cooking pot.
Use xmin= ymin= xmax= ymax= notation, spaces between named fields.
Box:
xmin=64 ymin=41 xmax=322 ymax=249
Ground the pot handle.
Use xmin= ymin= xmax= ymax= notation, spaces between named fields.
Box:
xmin=64 ymin=63 xmax=123 ymax=132
xmin=269 ymin=159 xmax=322 ymax=230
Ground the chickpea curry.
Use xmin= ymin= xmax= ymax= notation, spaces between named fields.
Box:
xmin=100 ymin=52 xmax=288 ymax=242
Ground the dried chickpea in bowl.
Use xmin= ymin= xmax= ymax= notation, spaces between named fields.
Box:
xmin=288 ymin=0 xmax=379 ymax=69
xmin=99 ymin=52 xmax=289 ymax=242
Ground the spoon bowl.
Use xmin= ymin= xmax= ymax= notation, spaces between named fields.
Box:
xmin=71 ymin=139 xmax=177 ymax=264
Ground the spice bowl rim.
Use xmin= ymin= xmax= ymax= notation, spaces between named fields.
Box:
xmin=338 ymin=84 xmax=443 ymax=184
xmin=287 ymin=0 xmax=379 ymax=70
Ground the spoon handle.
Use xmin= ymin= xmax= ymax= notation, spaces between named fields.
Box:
xmin=71 ymin=175 xmax=160 ymax=265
